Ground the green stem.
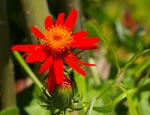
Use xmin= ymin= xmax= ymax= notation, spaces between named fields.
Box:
xmin=89 ymin=58 xmax=101 ymax=86
xmin=0 ymin=0 xmax=16 ymax=109
xmin=96 ymin=49 xmax=150 ymax=100
xmin=20 ymin=0 xmax=50 ymax=43
xmin=123 ymin=49 xmax=150 ymax=70
xmin=13 ymin=51 xmax=43 ymax=90
xmin=116 ymin=84 xmax=138 ymax=115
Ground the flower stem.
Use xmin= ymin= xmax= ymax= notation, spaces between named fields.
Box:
xmin=0 ymin=0 xmax=16 ymax=109
xmin=13 ymin=51 xmax=43 ymax=90
xmin=89 ymin=58 xmax=101 ymax=86
xmin=96 ymin=49 xmax=150 ymax=100
xmin=20 ymin=0 xmax=50 ymax=43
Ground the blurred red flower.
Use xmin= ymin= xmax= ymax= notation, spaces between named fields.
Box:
xmin=12 ymin=9 xmax=99 ymax=92
xmin=123 ymin=10 xmax=137 ymax=35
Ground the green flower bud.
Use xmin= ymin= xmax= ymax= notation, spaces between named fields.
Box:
xmin=40 ymin=76 xmax=85 ymax=115
xmin=52 ymin=77 xmax=73 ymax=112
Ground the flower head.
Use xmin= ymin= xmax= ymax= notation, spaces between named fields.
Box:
xmin=12 ymin=9 xmax=100 ymax=92
xmin=40 ymin=76 xmax=84 ymax=114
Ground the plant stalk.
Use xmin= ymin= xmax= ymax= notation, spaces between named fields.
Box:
xmin=0 ymin=0 xmax=16 ymax=110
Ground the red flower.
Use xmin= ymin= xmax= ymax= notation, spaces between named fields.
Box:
xmin=123 ymin=10 xmax=137 ymax=35
xmin=12 ymin=9 xmax=100 ymax=92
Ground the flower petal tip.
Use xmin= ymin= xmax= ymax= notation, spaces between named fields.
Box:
xmin=45 ymin=16 xmax=53 ymax=30
xmin=31 ymin=26 xmax=45 ymax=39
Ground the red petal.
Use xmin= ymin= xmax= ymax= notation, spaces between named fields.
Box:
xmin=31 ymin=27 xmax=45 ymax=39
xmin=68 ymin=50 xmax=96 ymax=66
xmin=64 ymin=54 xmax=86 ymax=76
xmin=54 ymin=58 xmax=64 ymax=84
xmin=47 ymin=65 xmax=57 ymax=93
xmin=73 ymin=31 xmax=88 ymax=40
xmin=11 ymin=44 xmax=44 ymax=53
xmin=45 ymin=16 xmax=53 ymax=30
xmin=71 ymin=31 xmax=88 ymax=46
xmin=84 ymin=37 xmax=100 ymax=44
xmin=71 ymin=38 xmax=99 ymax=48
xmin=56 ymin=13 xmax=65 ymax=25
xmin=79 ymin=45 xmax=99 ymax=50
xmin=81 ymin=38 xmax=100 ymax=45
xmin=64 ymin=9 xmax=77 ymax=31
xmin=38 ymin=56 xmax=53 ymax=74
xmin=25 ymin=51 xmax=46 ymax=63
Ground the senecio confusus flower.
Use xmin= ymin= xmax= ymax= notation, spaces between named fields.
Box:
xmin=11 ymin=9 xmax=100 ymax=92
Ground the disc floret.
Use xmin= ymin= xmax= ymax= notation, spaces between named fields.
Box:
xmin=44 ymin=25 xmax=73 ymax=55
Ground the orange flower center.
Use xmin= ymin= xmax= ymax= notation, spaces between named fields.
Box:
xmin=44 ymin=25 xmax=73 ymax=55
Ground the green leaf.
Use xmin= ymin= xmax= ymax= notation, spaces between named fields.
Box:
xmin=123 ymin=49 xmax=150 ymax=70
xmin=74 ymin=71 xmax=87 ymax=101
xmin=137 ymin=74 xmax=150 ymax=95
xmin=137 ymin=92 xmax=150 ymax=115
xmin=116 ymin=83 xmax=138 ymax=115
xmin=115 ymin=20 xmax=125 ymax=42
xmin=113 ymin=91 xmax=127 ymax=105
xmin=93 ymin=102 xmax=112 ymax=113
xmin=87 ymin=97 xmax=96 ymax=115
xmin=24 ymin=100 xmax=50 ymax=115
xmin=113 ymin=88 xmax=134 ymax=105
xmin=133 ymin=57 xmax=150 ymax=78
xmin=0 ymin=107 xmax=19 ymax=115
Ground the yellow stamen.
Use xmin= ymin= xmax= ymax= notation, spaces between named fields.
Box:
xmin=44 ymin=25 xmax=73 ymax=55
